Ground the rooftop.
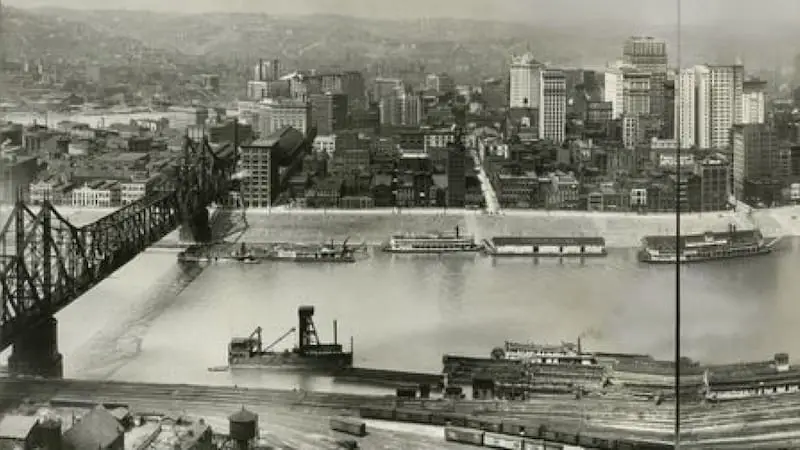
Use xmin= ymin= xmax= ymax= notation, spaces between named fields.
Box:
xmin=62 ymin=406 xmax=124 ymax=450
xmin=0 ymin=414 xmax=38 ymax=440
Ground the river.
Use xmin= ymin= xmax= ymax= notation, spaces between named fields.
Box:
xmin=13 ymin=236 xmax=794 ymax=394
xmin=3 ymin=109 xmax=799 ymax=394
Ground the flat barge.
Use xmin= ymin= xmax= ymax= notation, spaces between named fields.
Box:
xmin=334 ymin=367 xmax=444 ymax=390
xmin=638 ymin=224 xmax=778 ymax=264
xmin=178 ymin=240 xmax=357 ymax=264
xmin=228 ymin=306 xmax=353 ymax=372
xmin=383 ymin=226 xmax=483 ymax=254
xmin=483 ymin=236 xmax=607 ymax=257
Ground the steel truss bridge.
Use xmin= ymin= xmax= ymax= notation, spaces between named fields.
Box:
xmin=0 ymin=136 xmax=235 ymax=377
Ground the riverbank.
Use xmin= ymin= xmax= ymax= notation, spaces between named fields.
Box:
xmin=239 ymin=208 xmax=760 ymax=248
xmin=3 ymin=204 xmax=796 ymax=248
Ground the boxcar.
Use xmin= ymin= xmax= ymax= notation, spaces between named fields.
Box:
xmin=562 ymin=445 xmax=584 ymax=450
xmin=440 ymin=412 xmax=470 ymax=427
xmin=394 ymin=408 xmax=432 ymax=424
xmin=329 ymin=417 xmax=367 ymax=437
xmin=577 ymin=433 xmax=614 ymax=450
xmin=555 ymin=431 xmax=580 ymax=445
xmin=501 ymin=418 xmax=528 ymax=436
xmin=483 ymin=432 xmax=524 ymax=450
xmin=522 ymin=423 xmax=545 ymax=439
xmin=358 ymin=406 xmax=395 ymax=421
xmin=444 ymin=426 xmax=485 ymax=446
xmin=467 ymin=415 xmax=502 ymax=432
xmin=523 ymin=439 xmax=546 ymax=450
xmin=543 ymin=443 xmax=564 ymax=450
xmin=617 ymin=439 xmax=674 ymax=449
xmin=542 ymin=430 xmax=558 ymax=442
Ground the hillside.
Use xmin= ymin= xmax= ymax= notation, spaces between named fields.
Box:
xmin=7 ymin=7 xmax=800 ymax=84
xmin=1 ymin=6 xmax=180 ymax=68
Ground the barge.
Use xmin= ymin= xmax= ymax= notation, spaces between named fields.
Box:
xmin=484 ymin=236 xmax=607 ymax=257
xmin=383 ymin=226 xmax=483 ymax=254
xmin=228 ymin=306 xmax=353 ymax=372
xmin=638 ymin=224 xmax=777 ymax=264
xmin=178 ymin=240 xmax=357 ymax=264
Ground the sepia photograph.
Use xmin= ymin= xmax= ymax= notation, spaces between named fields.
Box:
xmin=1 ymin=0 xmax=800 ymax=448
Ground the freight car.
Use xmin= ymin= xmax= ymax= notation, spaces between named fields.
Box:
xmin=445 ymin=426 xmax=486 ymax=446
xmin=330 ymin=416 xmax=367 ymax=437
xmin=359 ymin=405 xmax=673 ymax=449
xmin=484 ymin=431 xmax=524 ymax=449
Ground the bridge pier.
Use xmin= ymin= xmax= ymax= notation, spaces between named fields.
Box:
xmin=8 ymin=317 xmax=64 ymax=379
xmin=179 ymin=208 xmax=212 ymax=243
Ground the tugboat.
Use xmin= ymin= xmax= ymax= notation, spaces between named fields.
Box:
xmin=227 ymin=306 xmax=354 ymax=372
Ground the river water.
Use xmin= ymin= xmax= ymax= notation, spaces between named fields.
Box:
xmin=3 ymin=109 xmax=800 ymax=394
xmin=27 ymin=238 xmax=798 ymax=394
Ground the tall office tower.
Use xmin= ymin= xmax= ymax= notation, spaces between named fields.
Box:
xmin=622 ymin=36 xmax=668 ymax=117
xmin=254 ymin=59 xmax=282 ymax=82
xmin=509 ymin=53 xmax=544 ymax=108
xmin=694 ymin=65 xmax=712 ymax=149
xmin=622 ymin=71 xmax=651 ymax=117
xmin=603 ymin=67 xmax=625 ymax=119
xmin=674 ymin=68 xmax=696 ymax=148
xmin=732 ymin=124 xmax=785 ymax=200
xmin=309 ymin=92 xmax=348 ymax=135
xmin=707 ymin=65 xmax=744 ymax=149
xmin=741 ymin=79 xmax=767 ymax=124
xmin=538 ymin=70 xmax=567 ymax=144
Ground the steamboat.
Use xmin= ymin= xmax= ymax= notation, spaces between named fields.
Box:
xmin=383 ymin=226 xmax=483 ymax=254
xmin=227 ymin=306 xmax=353 ymax=371
xmin=638 ymin=224 xmax=778 ymax=264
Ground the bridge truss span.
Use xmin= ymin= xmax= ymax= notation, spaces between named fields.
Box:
xmin=0 ymin=136 xmax=234 ymax=370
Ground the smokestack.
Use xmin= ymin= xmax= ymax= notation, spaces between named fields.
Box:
xmin=333 ymin=320 xmax=338 ymax=345
xmin=577 ymin=336 xmax=582 ymax=354
xmin=258 ymin=59 xmax=263 ymax=81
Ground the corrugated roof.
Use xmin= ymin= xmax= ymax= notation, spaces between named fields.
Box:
xmin=63 ymin=406 xmax=123 ymax=450
xmin=0 ymin=415 xmax=38 ymax=440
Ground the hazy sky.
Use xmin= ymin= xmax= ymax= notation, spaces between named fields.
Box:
xmin=6 ymin=0 xmax=800 ymax=29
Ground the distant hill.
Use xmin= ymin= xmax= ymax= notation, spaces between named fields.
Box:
xmin=2 ymin=6 xmax=179 ymax=69
xmin=7 ymin=7 xmax=800 ymax=83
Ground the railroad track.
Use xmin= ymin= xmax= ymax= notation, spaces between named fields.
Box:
xmin=7 ymin=378 xmax=800 ymax=444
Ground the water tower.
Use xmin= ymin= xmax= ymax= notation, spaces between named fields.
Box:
xmin=228 ymin=407 xmax=258 ymax=450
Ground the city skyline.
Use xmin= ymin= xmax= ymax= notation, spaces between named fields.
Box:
xmin=5 ymin=0 xmax=800 ymax=30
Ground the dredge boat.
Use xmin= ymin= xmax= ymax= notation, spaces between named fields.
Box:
xmin=483 ymin=236 xmax=607 ymax=257
xmin=638 ymin=224 xmax=778 ymax=264
xmin=228 ymin=306 xmax=353 ymax=372
xmin=383 ymin=226 xmax=483 ymax=254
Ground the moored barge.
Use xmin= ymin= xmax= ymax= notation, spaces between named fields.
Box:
xmin=483 ymin=236 xmax=607 ymax=257
xmin=178 ymin=240 xmax=357 ymax=264
xmin=383 ymin=226 xmax=483 ymax=254
xmin=228 ymin=306 xmax=353 ymax=372
xmin=638 ymin=224 xmax=777 ymax=264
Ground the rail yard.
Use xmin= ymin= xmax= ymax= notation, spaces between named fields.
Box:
xmin=3 ymin=378 xmax=800 ymax=448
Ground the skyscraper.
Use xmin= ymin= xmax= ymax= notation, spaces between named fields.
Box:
xmin=538 ymin=70 xmax=567 ymax=144
xmin=623 ymin=71 xmax=651 ymax=117
xmin=509 ymin=54 xmax=543 ymax=109
xmin=707 ymin=65 xmax=744 ymax=149
xmin=602 ymin=67 xmax=625 ymax=119
xmin=741 ymin=79 xmax=767 ymax=125
xmin=674 ymin=68 xmax=697 ymax=148
xmin=622 ymin=36 xmax=668 ymax=117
